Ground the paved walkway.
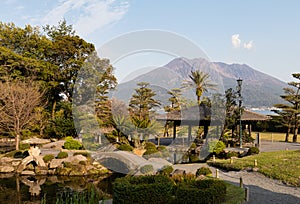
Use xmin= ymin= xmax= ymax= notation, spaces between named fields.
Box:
xmin=260 ymin=140 xmax=300 ymax=152
xmin=173 ymin=141 xmax=300 ymax=204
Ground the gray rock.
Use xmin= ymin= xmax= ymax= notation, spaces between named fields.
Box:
xmin=0 ymin=166 xmax=14 ymax=173
xmin=21 ymin=170 xmax=35 ymax=175
xmin=49 ymin=159 xmax=65 ymax=169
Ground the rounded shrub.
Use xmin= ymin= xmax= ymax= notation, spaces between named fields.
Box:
xmin=43 ymin=154 xmax=54 ymax=163
xmin=196 ymin=167 xmax=212 ymax=177
xmin=144 ymin=142 xmax=157 ymax=150
xmin=247 ymin=146 xmax=260 ymax=155
xmin=226 ymin=151 xmax=239 ymax=159
xmin=140 ymin=164 xmax=154 ymax=174
xmin=73 ymin=152 xmax=91 ymax=158
xmin=117 ymin=143 xmax=134 ymax=151
xmin=57 ymin=151 xmax=68 ymax=159
xmin=157 ymin=145 xmax=167 ymax=151
xmin=158 ymin=165 xmax=173 ymax=176
xmin=64 ymin=139 xmax=83 ymax=150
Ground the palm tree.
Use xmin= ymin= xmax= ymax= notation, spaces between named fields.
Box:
xmin=182 ymin=70 xmax=216 ymax=105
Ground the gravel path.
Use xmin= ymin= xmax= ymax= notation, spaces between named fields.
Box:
xmin=210 ymin=168 xmax=300 ymax=204
xmin=172 ymin=163 xmax=300 ymax=204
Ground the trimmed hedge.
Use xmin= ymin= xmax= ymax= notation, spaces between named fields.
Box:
xmin=174 ymin=179 xmax=227 ymax=204
xmin=113 ymin=175 xmax=226 ymax=204
xmin=113 ymin=175 xmax=174 ymax=204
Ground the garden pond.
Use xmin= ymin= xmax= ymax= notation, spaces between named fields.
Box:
xmin=0 ymin=173 xmax=122 ymax=203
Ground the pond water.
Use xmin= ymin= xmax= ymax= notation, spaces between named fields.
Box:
xmin=0 ymin=173 xmax=122 ymax=204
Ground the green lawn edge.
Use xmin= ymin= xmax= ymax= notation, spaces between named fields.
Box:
xmin=208 ymin=150 xmax=300 ymax=187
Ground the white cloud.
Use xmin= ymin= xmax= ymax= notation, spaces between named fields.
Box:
xmin=244 ymin=40 xmax=253 ymax=50
xmin=231 ymin=34 xmax=241 ymax=48
xmin=41 ymin=0 xmax=129 ymax=36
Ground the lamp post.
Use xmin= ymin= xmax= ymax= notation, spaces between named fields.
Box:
xmin=236 ymin=78 xmax=243 ymax=148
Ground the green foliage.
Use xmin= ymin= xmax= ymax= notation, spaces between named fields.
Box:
xmin=19 ymin=143 xmax=30 ymax=150
xmin=73 ymin=152 xmax=91 ymax=158
xmin=157 ymin=145 xmax=167 ymax=151
xmin=43 ymin=154 xmax=54 ymax=163
xmin=174 ymin=179 xmax=227 ymax=204
xmin=247 ymin=146 xmax=260 ymax=155
xmin=158 ymin=165 xmax=174 ymax=176
xmin=113 ymin=175 xmax=174 ymax=204
xmin=64 ymin=138 xmax=83 ymax=150
xmin=57 ymin=151 xmax=68 ymax=159
xmin=189 ymin=142 xmax=197 ymax=149
xmin=209 ymin=140 xmax=226 ymax=154
xmin=208 ymin=150 xmax=300 ymax=186
xmin=117 ymin=143 xmax=133 ymax=151
xmin=144 ymin=141 xmax=157 ymax=150
xmin=55 ymin=184 xmax=105 ymax=204
xmin=189 ymin=155 xmax=200 ymax=162
xmin=140 ymin=164 xmax=154 ymax=174
xmin=196 ymin=167 xmax=212 ymax=177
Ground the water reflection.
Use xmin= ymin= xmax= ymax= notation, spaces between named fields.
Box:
xmin=0 ymin=173 xmax=120 ymax=204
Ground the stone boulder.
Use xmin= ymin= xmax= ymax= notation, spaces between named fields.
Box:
xmin=49 ymin=159 xmax=65 ymax=169
xmin=0 ymin=166 xmax=14 ymax=173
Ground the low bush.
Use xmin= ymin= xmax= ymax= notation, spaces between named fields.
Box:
xmin=189 ymin=142 xmax=197 ymax=149
xmin=144 ymin=142 xmax=157 ymax=150
xmin=247 ymin=146 xmax=260 ymax=155
xmin=73 ymin=152 xmax=91 ymax=158
xmin=113 ymin=175 xmax=174 ymax=204
xmin=57 ymin=151 xmax=68 ymax=159
xmin=43 ymin=154 xmax=54 ymax=163
xmin=157 ymin=145 xmax=167 ymax=151
xmin=174 ymin=179 xmax=227 ymax=204
xmin=196 ymin=167 xmax=212 ymax=177
xmin=117 ymin=143 xmax=133 ymax=152
xmin=64 ymin=138 xmax=83 ymax=150
xmin=19 ymin=143 xmax=30 ymax=150
xmin=211 ymin=141 xmax=226 ymax=155
xmin=140 ymin=164 xmax=154 ymax=174
xmin=158 ymin=165 xmax=173 ymax=176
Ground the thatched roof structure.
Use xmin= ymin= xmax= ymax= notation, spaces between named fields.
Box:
xmin=156 ymin=105 xmax=269 ymax=125
xmin=241 ymin=110 xmax=270 ymax=121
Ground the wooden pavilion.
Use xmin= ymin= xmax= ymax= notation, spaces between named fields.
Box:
xmin=156 ymin=105 xmax=270 ymax=141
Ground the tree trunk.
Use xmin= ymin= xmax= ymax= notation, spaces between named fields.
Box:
xmin=15 ymin=134 xmax=20 ymax=151
xmin=285 ymin=126 xmax=290 ymax=142
xmin=293 ymin=127 xmax=298 ymax=143
xmin=52 ymin=100 xmax=56 ymax=120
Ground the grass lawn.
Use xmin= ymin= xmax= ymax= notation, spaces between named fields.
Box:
xmin=208 ymin=150 xmax=300 ymax=186
xmin=251 ymin=132 xmax=294 ymax=142
xmin=223 ymin=182 xmax=245 ymax=204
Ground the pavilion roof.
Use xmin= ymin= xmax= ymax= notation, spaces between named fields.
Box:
xmin=156 ymin=105 xmax=269 ymax=125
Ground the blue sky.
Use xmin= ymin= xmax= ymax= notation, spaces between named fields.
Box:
xmin=1 ymin=0 xmax=300 ymax=82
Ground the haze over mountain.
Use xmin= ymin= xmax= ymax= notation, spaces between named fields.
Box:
xmin=113 ymin=57 xmax=287 ymax=107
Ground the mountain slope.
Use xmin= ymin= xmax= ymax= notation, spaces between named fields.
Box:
xmin=114 ymin=58 xmax=287 ymax=107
